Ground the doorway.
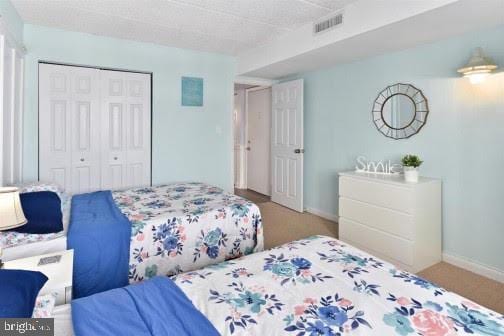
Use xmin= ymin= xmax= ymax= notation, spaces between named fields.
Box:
xmin=246 ymin=87 xmax=271 ymax=196
xmin=233 ymin=79 xmax=304 ymax=212
xmin=233 ymin=84 xmax=271 ymax=199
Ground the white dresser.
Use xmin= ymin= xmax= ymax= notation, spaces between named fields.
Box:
xmin=338 ymin=171 xmax=442 ymax=273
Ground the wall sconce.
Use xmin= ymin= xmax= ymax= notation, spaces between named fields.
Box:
xmin=457 ymin=47 xmax=498 ymax=84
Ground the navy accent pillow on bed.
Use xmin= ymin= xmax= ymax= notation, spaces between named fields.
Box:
xmin=14 ymin=191 xmax=63 ymax=234
xmin=0 ymin=269 xmax=48 ymax=318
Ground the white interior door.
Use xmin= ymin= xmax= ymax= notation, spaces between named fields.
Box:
xmin=246 ymin=87 xmax=271 ymax=196
xmin=271 ymin=79 xmax=304 ymax=212
xmin=100 ymin=70 xmax=151 ymax=190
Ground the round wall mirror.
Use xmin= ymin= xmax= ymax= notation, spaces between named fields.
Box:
xmin=372 ymin=83 xmax=429 ymax=140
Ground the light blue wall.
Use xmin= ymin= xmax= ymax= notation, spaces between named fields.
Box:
xmin=23 ymin=24 xmax=236 ymax=191
xmin=0 ymin=0 xmax=23 ymax=43
xmin=295 ymin=25 xmax=504 ymax=271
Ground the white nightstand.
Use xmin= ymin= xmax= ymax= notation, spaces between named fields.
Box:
xmin=3 ymin=249 xmax=73 ymax=305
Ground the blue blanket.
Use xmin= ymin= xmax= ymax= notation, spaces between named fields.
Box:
xmin=72 ymin=276 xmax=219 ymax=336
xmin=68 ymin=191 xmax=131 ymax=298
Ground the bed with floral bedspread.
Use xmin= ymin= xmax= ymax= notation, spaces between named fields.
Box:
xmin=112 ymin=182 xmax=264 ymax=283
xmin=168 ymin=235 xmax=503 ymax=336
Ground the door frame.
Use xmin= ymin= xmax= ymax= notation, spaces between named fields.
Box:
xmin=244 ymin=86 xmax=272 ymax=195
xmin=37 ymin=61 xmax=153 ymax=186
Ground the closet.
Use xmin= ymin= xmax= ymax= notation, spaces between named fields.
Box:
xmin=39 ymin=63 xmax=151 ymax=194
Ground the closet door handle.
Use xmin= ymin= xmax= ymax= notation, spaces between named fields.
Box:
xmin=80 ymin=158 xmax=85 ymax=162
xmin=114 ymin=157 xmax=118 ymax=160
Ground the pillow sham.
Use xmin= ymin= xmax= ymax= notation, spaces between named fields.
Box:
xmin=0 ymin=269 xmax=48 ymax=318
xmin=14 ymin=191 xmax=63 ymax=234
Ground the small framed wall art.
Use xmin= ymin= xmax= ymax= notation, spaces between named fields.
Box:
xmin=181 ymin=76 xmax=204 ymax=107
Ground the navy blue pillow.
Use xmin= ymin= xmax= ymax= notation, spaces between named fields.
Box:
xmin=0 ymin=269 xmax=48 ymax=317
xmin=14 ymin=191 xmax=63 ymax=234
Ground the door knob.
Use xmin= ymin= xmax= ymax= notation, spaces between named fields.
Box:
xmin=114 ymin=157 xmax=118 ymax=160
xmin=246 ymin=147 xmax=251 ymax=151
xmin=294 ymin=149 xmax=305 ymax=154
xmin=80 ymin=158 xmax=85 ymax=162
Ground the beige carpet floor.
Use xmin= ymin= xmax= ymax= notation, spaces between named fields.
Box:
xmin=236 ymin=189 xmax=504 ymax=314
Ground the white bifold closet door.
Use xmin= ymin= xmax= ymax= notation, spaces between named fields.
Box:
xmin=100 ymin=70 xmax=151 ymax=190
xmin=39 ymin=63 xmax=151 ymax=194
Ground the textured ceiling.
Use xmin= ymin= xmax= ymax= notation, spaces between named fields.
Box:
xmin=12 ymin=0 xmax=356 ymax=55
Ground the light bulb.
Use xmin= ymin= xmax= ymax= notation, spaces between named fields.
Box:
xmin=468 ymin=73 xmax=489 ymax=84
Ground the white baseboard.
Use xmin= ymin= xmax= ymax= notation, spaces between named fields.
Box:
xmin=443 ymin=252 xmax=504 ymax=283
xmin=305 ymin=207 xmax=338 ymax=222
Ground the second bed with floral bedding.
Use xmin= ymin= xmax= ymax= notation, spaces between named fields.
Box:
xmin=68 ymin=182 xmax=263 ymax=298
xmin=112 ymin=182 xmax=263 ymax=282
xmin=72 ymin=235 xmax=504 ymax=336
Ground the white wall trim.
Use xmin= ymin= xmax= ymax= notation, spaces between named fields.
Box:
xmin=443 ymin=252 xmax=504 ymax=284
xmin=235 ymin=75 xmax=278 ymax=87
xmin=18 ymin=57 xmax=24 ymax=182
xmin=234 ymin=144 xmax=247 ymax=189
xmin=305 ymin=207 xmax=338 ymax=222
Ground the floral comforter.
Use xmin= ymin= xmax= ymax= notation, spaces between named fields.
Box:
xmin=172 ymin=235 xmax=504 ymax=336
xmin=112 ymin=182 xmax=263 ymax=283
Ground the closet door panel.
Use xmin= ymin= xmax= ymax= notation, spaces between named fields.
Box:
xmin=39 ymin=64 xmax=73 ymax=191
xmin=125 ymin=72 xmax=151 ymax=188
xmin=71 ymin=67 xmax=101 ymax=193
xmin=100 ymin=70 xmax=127 ymax=190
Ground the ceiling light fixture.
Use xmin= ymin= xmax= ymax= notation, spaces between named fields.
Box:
xmin=457 ymin=47 xmax=498 ymax=84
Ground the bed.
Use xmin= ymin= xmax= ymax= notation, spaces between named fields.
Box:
xmin=67 ymin=235 xmax=503 ymax=335
xmin=68 ymin=182 xmax=263 ymax=298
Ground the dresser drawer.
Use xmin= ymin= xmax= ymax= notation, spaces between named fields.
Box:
xmin=339 ymin=217 xmax=414 ymax=266
xmin=339 ymin=197 xmax=414 ymax=240
xmin=339 ymin=176 xmax=413 ymax=213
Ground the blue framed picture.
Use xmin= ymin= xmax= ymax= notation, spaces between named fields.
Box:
xmin=181 ymin=76 xmax=203 ymax=106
